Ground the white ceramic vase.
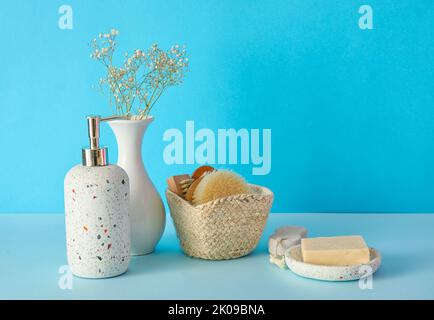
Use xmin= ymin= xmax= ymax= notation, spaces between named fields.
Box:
xmin=108 ymin=117 xmax=165 ymax=255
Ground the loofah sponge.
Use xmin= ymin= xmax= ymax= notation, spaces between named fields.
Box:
xmin=192 ymin=170 xmax=251 ymax=205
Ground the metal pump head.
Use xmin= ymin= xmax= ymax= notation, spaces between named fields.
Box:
xmin=82 ymin=115 xmax=108 ymax=166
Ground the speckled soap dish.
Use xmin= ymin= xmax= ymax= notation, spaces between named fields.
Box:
xmin=285 ymin=245 xmax=382 ymax=281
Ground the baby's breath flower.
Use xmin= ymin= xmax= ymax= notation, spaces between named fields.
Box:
xmin=91 ymin=29 xmax=189 ymax=119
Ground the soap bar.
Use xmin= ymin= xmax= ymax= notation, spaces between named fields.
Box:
xmin=269 ymin=226 xmax=308 ymax=257
xmin=301 ymin=236 xmax=370 ymax=266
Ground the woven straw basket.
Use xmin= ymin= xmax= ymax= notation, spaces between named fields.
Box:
xmin=166 ymin=184 xmax=274 ymax=260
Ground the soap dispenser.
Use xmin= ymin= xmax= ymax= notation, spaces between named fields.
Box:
xmin=64 ymin=116 xmax=131 ymax=278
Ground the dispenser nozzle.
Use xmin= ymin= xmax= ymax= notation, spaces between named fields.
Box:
xmin=87 ymin=115 xmax=101 ymax=150
xmin=82 ymin=115 xmax=108 ymax=167
xmin=82 ymin=115 xmax=127 ymax=166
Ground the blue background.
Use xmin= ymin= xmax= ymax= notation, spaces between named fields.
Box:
xmin=0 ymin=0 xmax=433 ymax=213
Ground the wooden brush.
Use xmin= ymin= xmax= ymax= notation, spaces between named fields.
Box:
xmin=179 ymin=178 xmax=194 ymax=197
xmin=192 ymin=165 xmax=215 ymax=180
xmin=184 ymin=165 xmax=215 ymax=202
xmin=185 ymin=176 xmax=204 ymax=202
xmin=167 ymin=174 xmax=192 ymax=198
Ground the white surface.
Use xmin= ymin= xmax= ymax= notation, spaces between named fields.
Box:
xmin=0 ymin=213 xmax=434 ymax=299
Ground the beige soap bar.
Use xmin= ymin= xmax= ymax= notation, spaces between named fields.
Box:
xmin=301 ymin=236 xmax=370 ymax=266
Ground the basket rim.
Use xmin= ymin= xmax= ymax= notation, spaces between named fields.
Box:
xmin=165 ymin=183 xmax=274 ymax=209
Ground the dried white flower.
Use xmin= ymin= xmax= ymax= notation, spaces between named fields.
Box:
xmin=91 ymin=29 xmax=189 ymax=119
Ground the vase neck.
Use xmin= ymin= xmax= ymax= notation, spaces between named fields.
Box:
xmin=108 ymin=119 xmax=153 ymax=165
xmin=117 ymin=129 xmax=144 ymax=164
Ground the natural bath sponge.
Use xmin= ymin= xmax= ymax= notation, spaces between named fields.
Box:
xmin=192 ymin=170 xmax=250 ymax=205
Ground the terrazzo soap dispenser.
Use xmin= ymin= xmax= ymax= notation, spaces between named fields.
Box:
xmin=64 ymin=116 xmax=131 ymax=278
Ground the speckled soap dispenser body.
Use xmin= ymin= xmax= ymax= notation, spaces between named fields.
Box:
xmin=64 ymin=164 xmax=131 ymax=278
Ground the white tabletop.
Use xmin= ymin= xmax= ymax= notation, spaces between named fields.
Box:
xmin=0 ymin=213 xmax=433 ymax=299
